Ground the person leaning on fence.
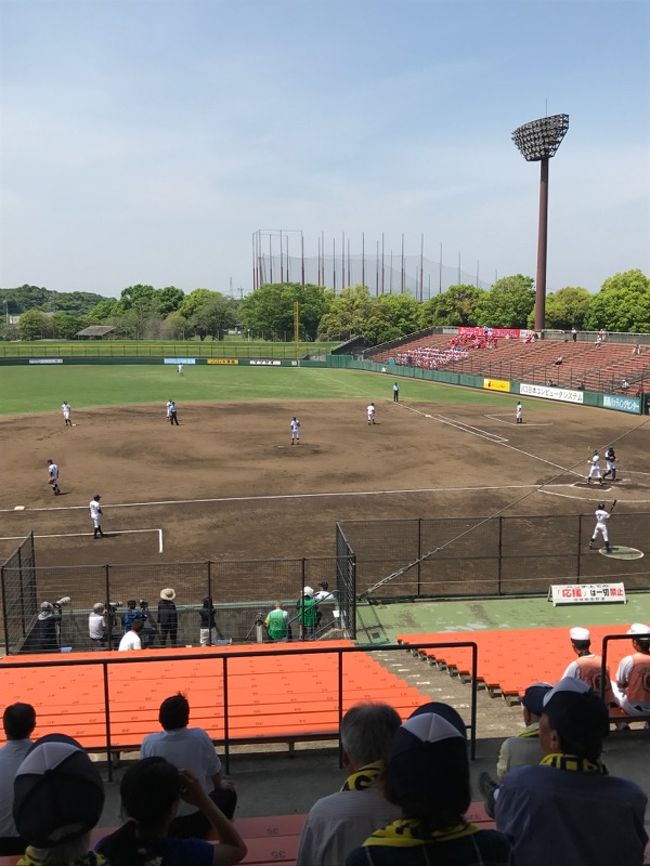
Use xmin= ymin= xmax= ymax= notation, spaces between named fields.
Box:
xmin=96 ymin=757 xmax=246 ymax=866
xmin=199 ymin=597 xmax=229 ymax=646
xmin=297 ymin=586 xmax=318 ymax=640
xmin=88 ymin=603 xmax=107 ymax=648
xmin=264 ymin=601 xmax=289 ymax=642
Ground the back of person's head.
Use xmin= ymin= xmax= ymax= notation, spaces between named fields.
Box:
xmin=13 ymin=734 xmax=104 ymax=851
xmin=121 ymin=757 xmax=181 ymax=829
xmin=132 ymin=617 xmax=144 ymax=633
xmin=542 ymin=679 xmax=609 ymax=761
xmin=341 ymin=703 xmax=401 ymax=768
xmin=569 ymin=626 xmax=590 ymax=652
xmin=3 ymin=702 xmax=36 ymax=739
xmin=159 ymin=693 xmax=189 ymax=730
xmin=384 ymin=706 xmax=470 ymax=829
xmin=629 ymin=623 xmax=650 ymax=653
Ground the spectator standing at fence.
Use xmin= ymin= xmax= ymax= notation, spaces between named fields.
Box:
xmin=88 ymin=603 xmax=107 ymax=648
xmin=89 ymin=494 xmax=104 ymax=539
xmin=290 ymin=416 xmax=301 ymax=444
xmin=13 ymin=733 xmax=107 ymax=866
xmin=297 ymin=702 xmax=402 ymax=866
xmin=297 ymin=586 xmax=318 ymax=640
xmin=141 ymin=694 xmax=237 ymax=835
xmin=346 ymin=702 xmax=512 ymax=866
xmin=121 ymin=600 xmax=139 ymax=633
xmin=561 ymin=627 xmax=614 ymax=704
xmin=495 ymin=678 xmax=647 ymax=866
xmin=61 ymin=401 xmax=72 ymax=427
xmin=157 ymin=588 xmax=178 ymax=646
xmin=46 ymin=459 xmax=61 ymax=496
xmin=35 ymin=601 xmax=61 ymax=652
xmin=199 ymin=597 xmax=228 ymax=646
xmin=0 ymin=704 xmax=36 ymax=856
xmin=119 ymin=617 xmax=144 ymax=651
xmin=97 ymin=757 xmax=246 ymax=866
xmin=264 ymin=602 xmax=288 ymax=642
xmin=392 ymin=382 xmax=399 ymax=402
xmin=367 ymin=403 xmax=376 ymax=425
xmin=612 ymin=623 xmax=650 ymax=718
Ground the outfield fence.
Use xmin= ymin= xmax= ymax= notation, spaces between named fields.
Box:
xmin=0 ymin=554 xmax=357 ymax=654
xmin=0 ymin=340 xmax=337 ymax=359
xmin=338 ymin=513 xmax=650 ymax=599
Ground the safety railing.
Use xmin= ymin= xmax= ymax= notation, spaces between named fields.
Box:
xmin=0 ymin=640 xmax=478 ymax=778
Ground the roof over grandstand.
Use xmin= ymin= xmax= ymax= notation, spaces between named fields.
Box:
xmin=75 ymin=325 xmax=115 ymax=338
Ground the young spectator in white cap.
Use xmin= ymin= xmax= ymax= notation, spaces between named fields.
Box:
xmin=13 ymin=733 xmax=106 ymax=865
xmin=561 ymin=627 xmax=614 ymax=704
xmin=345 ymin=703 xmax=512 ymax=866
xmin=495 ymin=678 xmax=648 ymax=866
xmin=612 ymin=623 xmax=650 ymax=718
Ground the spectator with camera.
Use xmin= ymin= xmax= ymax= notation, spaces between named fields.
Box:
xmin=88 ymin=603 xmax=107 ymax=648
xmin=96 ymin=757 xmax=246 ymax=866
xmin=199 ymin=598 xmax=229 ymax=646
xmin=141 ymin=694 xmax=237 ymax=837
xmin=35 ymin=601 xmax=63 ymax=652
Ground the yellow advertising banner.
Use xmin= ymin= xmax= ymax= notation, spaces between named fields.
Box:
xmin=483 ymin=378 xmax=511 ymax=393
xmin=207 ymin=358 xmax=240 ymax=365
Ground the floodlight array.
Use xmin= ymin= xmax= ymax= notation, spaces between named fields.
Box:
xmin=512 ymin=113 xmax=569 ymax=161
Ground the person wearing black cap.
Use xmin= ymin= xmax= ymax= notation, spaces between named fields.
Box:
xmin=12 ymin=733 xmax=106 ymax=866
xmin=345 ymin=702 xmax=512 ymax=866
xmin=495 ymin=678 xmax=648 ymax=866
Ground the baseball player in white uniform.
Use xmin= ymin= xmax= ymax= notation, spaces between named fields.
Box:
xmin=89 ymin=494 xmax=104 ymax=539
xmin=586 ymin=450 xmax=604 ymax=486
xmin=61 ymin=401 xmax=72 ymax=427
xmin=589 ymin=502 xmax=612 ymax=553
xmin=515 ymin=402 xmax=523 ymax=424
xmin=47 ymin=459 xmax=61 ymax=495
xmin=290 ymin=417 xmax=301 ymax=444
xmin=367 ymin=403 xmax=376 ymax=425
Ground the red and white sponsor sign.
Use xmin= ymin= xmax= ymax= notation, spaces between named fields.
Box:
xmin=548 ymin=582 xmax=626 ymax=606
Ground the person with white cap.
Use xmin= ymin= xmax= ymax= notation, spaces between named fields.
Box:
xmin=346 ymin=702 xmax=512 ymax=866
xmin=158 ymin=588 xmax=178 ymax=647
xmin=88 ymin=603 xmax=107 ymax=648
xmin=495 ymin=678 xmax=648 ymax=866
xmin=589 ymin=502 xmax=612 ymax=553
xmin=612 ymin=623 xmax=650 ymax=718
xmin=296 ymin=586 xmax=318 ymax=640
xmin=297 ymin=702 xmax=402 ymax=866
xmin=12 ymin=733 xmax=107 ymax=866
xmin=562 ymin=627 xmax=614 ymax=703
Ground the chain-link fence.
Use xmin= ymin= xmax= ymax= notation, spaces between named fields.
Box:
xmin=338 ymin=513 xmax=650 ymax=599
xmin=0 ymin=554 xmax=354 ymax=654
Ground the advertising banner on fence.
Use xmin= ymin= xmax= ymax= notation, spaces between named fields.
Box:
xmin=249 ymin=359 xmax=282 ymax=366
xmin=458 ymin=326 xmax=521 ymax=339
xmin=603 ymin=394 xmax=641 ymax=414
xmin=29 ymin=358 xmax=63 ymax=365
xmin=207 ymin=358 xmax=239 ymax=365
xmin=548 ymin=582 xmax=626 ymax=606
xmin=163 ymin=358 xmax=196 ymax=365
xmin=520 ymin=383 xmax=584 ymax=404
xmin=483 ymin=378 xmax=511 ymax=393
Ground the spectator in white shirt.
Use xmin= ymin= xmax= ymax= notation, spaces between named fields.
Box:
xmin=118 ymin=617 xmax=144 ymax=651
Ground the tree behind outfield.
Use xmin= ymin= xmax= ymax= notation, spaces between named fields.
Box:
xmin=239 ymin=283 xmax=331 ymax=340
xmin=474 ymin=275 xmax=535 ymax=328
xmin=19 ymin=309 xmax=54 ymax=339
xmin=583 ymin=270 xmax=650 ymax=332
xmin=418 ymin=284 xmax=485 ymax=327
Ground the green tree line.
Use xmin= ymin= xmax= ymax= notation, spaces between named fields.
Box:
xmin=1 ymin=269 xmax=648 ymax=343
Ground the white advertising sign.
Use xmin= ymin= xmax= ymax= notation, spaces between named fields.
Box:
xmin=548 ymin=582 xmax=626 ymax=606
xmin=520 ymin=383 xmax=584 ymax=404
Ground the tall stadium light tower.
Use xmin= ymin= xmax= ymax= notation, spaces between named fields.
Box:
xmin=512 ymin=113 xmax=569 ymax=332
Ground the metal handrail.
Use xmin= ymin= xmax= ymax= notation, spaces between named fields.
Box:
xmin=0 ymin=640 xmax=479 ymax=776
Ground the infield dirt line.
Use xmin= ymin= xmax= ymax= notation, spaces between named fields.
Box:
xmin=2 ymin=483 xmax=553 ymax=515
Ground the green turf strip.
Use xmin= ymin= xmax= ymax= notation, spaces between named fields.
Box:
xmin=0 ymin=365 xmax=534 ymax=415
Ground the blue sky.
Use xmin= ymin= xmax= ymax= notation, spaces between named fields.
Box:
xmin=1 ymin=0 xmax=648 ymax=298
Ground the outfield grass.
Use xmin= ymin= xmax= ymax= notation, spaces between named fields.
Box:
xmin=0 ymin=365 xmax=525 ymax=415
xmin=0 ymin=339 xmax=338 ymax=359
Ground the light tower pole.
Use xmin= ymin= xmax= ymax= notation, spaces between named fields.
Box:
xmin=512 ymin=113 xmax=569 ymax=332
